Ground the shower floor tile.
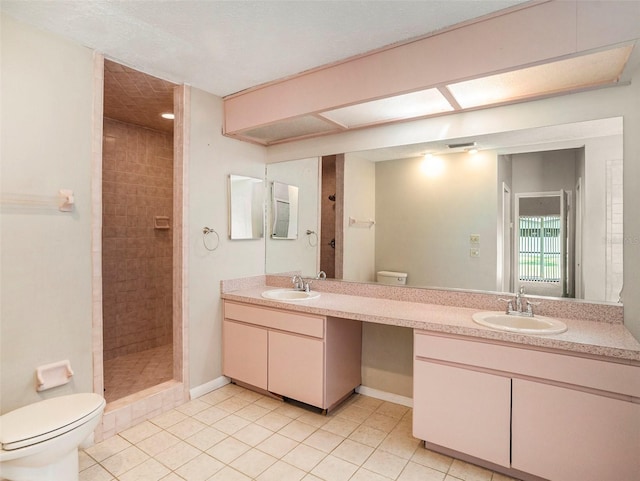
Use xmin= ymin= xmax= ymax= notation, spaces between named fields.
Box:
xmin=104 ymin=344 xmax=173 ymax=402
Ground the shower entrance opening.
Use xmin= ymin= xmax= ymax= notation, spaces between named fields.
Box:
xmin=101 ymin=60 xmax=178 ymax=403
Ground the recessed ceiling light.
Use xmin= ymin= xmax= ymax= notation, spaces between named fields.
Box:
xmin=446 ymin=45 xmax=633 ymax=109
xmin=161 ymin=112 xmax=175 ymax=120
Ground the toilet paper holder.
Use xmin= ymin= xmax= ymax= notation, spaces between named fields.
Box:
xmin=36 ymin=360 xmax=74 ymax=392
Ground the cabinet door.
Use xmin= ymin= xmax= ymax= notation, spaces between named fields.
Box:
xmin=268 ymin=331 xmax=324 ymax=408
xmin=222 ymin=320 xmax=268 ymax=390
xmin=413 ymin=361 xmax=511 ymax=467
xmin=512 ymin=379 xmax=640 ymax=481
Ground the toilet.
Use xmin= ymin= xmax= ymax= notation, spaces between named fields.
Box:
xmin=0 ymin=393 xmax=105 ymax=481
xmin=377 ymin=270 xmax=408 ymax=285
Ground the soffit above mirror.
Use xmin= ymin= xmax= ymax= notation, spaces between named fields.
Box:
xmin=223 ymin=1 xmax=640 ymax=146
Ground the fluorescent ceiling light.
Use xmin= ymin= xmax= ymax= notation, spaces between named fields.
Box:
xmin=320 ymin=88 xmax=454 ymax=128
xmin=447 ymin=45 xmax=633 ymax=109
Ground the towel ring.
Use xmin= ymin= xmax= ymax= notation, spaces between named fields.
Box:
xmin=306 ymin=229 xmax=318 ymax=247
xmin=202 ymin=227 xmax=219 ymax=251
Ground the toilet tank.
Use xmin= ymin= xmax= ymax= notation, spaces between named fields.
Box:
xmin=377 ymin=271 xmax=408 ymax=285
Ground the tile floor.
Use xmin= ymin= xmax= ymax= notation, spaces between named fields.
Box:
xmin=81 ymin=383 xmax=519 ymax=481
xmin=103 ymin=344 xmax=173 ymax=402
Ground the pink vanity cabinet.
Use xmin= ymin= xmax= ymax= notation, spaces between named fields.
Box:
xmin=222 ymin=300 xmax=362 ymax=411
xmin=413 ymin=331 xmax=640 ymax=481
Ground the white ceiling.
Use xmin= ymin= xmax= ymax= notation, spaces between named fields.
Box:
xmin=0 ymin=0 xmax=528 ymax=97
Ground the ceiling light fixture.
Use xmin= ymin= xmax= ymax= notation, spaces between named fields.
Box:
xmin=447 ymin=141 xmax=476 ymax=149
xmin=161 ymin=112 xmax=175 ymax=120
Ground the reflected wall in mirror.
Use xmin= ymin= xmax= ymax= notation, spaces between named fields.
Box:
xmin=271 ymin=181 xmax=299 ymax=239
xmin=228 ymin=174 xmax=264 ymax=240
xmin=265 ymin=117 xmax=623 ymax=303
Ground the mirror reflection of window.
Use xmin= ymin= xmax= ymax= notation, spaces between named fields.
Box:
xmin=271 ymin=181 xmax=299 ymax=239
xmin=228 ymin=174 xmax=264 ymax=240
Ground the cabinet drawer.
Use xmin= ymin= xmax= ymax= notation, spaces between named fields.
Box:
xmin=224 ymin=301 xmax=324 ymax=338
xmin=414 ymin=331 xmax=640 ymax=398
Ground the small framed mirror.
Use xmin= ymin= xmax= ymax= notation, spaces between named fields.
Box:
xmin=228 ymin=174 xmax=264 ymax=240
xmin=271 ymin=181 xmax=299 ymax=239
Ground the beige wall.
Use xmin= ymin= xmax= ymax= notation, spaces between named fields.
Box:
xmin=102 ymin=118 xmax=173 ymax=360
xmin=1 ymin=14 xmax=94 ymax=412
xmin=375 ymin=151 xmax=498 ymax=291
xmin=188 ymin=87 xmax=266 ymax=389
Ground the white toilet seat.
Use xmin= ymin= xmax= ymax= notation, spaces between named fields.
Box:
xmin=1 ymin=393 xmax=105 ymax=451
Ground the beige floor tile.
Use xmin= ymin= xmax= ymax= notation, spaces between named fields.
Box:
xmin=335 ymin=404 xmax=372 ymax=424
xmin=348 ymin=424 xmax=387 ymax=448
xmin=79 ymin=450 xmax=97 ymax=470
xmin=119 ymin=458 xmax=170 ymax=481
xmin=376 ymin=401 xmax=410 ymax=420
xmin=136 ymin=430 xmax=181 ymax=456
xmin=448 ymin=459 xmax=493 ymax=481
xmin=398 ymin=461 xmax=447 ymax=481
xmin=235 ymin=389 xmax=265 ymax=402
xmin=311 ymin=454 xmax=359 ymax=481
xmin=331 ymin=438 xmax=375 ymax=466
xmin=297 ymin=411 xmax=329 ymax=428
xmin=150 ymin=409 xmax=189 ymax=429
xmin=230 ymin=448 xmax=277 ymax=478
xmin=411 ymin=447 xmax=453 ymax=472
xmin=85 ymin=435 xmax=132 ymax=462
xmin=207 ymin=466 xmax=252 ymax=480
xmin=174 ymin=453 xmax=224 ymax=481
xmin=362 ymin=412 xmax=400 ymax=433
xmin=233 ymin=423 xmax=273 ymax=446
xmin=199 ymin=389 xmax=234 ymax=406
xmin=255 ymin=411 xmax=293 ymax=431
xmin=254 ymin=396 xmax=283 ymax=410
xmin=378 ymin=434 xmax=421 ymax=459
xmin=213 ymin=414 xmax=251 ymax=435
xmin=256 ymin=459 xmax=307 ymax=481
xmin=362 ymin=449 xmax=409 ymax=479
xmin=321 ymin=416 xmax=359 ymax=437
xmin=101 ymin=446 xmax=150 ymax=477
xmin=206 ymin=436 xmax=251 ymax=464
xmin=216 ymin=396 xmax=253 ymax=414
xmin=278 ymin=419 xmax=317 ymax=442
xmin=120 ymin=421 xmax=163 ymax=444
xmin=154 ymin=440 xmax=201 ymax=470
xmin=166 ymin=417 xmax=207 ymax=439
xmin=349 ymin=467 xmax=393 ymax=481
xmin=272 ymin=402 xmax=308 ymax=419
xmin=303 ymin=429 xmax=344 ymax=453
xmin=282 ymin=444 xmax=327 ymax=472
xmin=79 ymin=463 xmax=115 ymax=481
xmin=301 ymin=475 xmax=324 ymax=481
xmin=184 ymin=426 xmax=227 ymax=451
xmin=175 ymin=399 xmax=210 ymax=416
xmin=235 ymin=403 xmax=271 ymax=422
xmin=193 ymin=406 xmax=228 ymax=425
xmin=491 ymin=472 xmax=521 ymax=481
xmin=159 ymin=473 xmax=187 ymax=481
xmin=256 ymin=432 xmax=299 ymax=458
xmin=349 ymin=394 xmax=384 ymax=412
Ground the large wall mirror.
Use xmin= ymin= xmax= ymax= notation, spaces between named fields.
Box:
xmin=228 ymin=174 xmax=264 ymax=240
xmin=265 ymin=117 xmax=623 ymax=304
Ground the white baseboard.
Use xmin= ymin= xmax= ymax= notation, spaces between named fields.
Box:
xmin=356 ymin=385 xmax=413 ymax=408
xmin=190 ymin=376 xmax=230 ymax=399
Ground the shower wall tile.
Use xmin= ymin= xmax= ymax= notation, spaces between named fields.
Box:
xmin=102 ymin=118 xmax=174 ymax=361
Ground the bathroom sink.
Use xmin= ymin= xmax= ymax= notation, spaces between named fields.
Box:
xmin=472 ymin=311 xmax=567 ymax=335
xmin=261 ymin=289 xmax=320 ymax=301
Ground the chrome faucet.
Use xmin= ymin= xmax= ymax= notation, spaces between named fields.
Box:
xmin=291 ymin=274 xmax=311 ymax=292
xmin=499 ymin=286 xmax=540 ymax=317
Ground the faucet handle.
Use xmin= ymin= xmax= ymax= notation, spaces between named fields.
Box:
xmin=526 ymin=300 xmax=540 ymax=315
xmin=498 ymin=298 xmax=514 ymax=314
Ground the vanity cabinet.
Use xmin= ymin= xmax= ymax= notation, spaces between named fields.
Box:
xmin=413 ymin=331 xmax=640 ymax=481
xmin=222 ymin=300 xmax=362 ymax=410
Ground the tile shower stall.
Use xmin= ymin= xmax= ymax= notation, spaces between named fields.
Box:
xmin=102 ymin=118 xmax=174 ymax=402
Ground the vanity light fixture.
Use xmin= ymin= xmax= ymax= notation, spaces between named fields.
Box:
xmin=466 ymin=147 xmax=478 ymax=154
xmin=161 ymin=112 xmax=175 ymax=120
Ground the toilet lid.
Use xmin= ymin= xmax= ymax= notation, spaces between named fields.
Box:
xmin=0 ymin=393 xmax=105 ymax=451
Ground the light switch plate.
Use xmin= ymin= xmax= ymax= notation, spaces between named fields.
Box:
xmin=470 ymin=248 xmax=480 ymax=257
xmin=470 ymin=234 xmax=480 ymax=244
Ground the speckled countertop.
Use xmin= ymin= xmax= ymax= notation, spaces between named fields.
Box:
xmin=222 ymin=285 xmax=640 ymax=363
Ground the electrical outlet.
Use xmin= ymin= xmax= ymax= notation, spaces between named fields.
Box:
xmin=470 ymin=234 xmax=480 ymax=244
xmin=470 ymin=248 xmax=480 ymax=258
